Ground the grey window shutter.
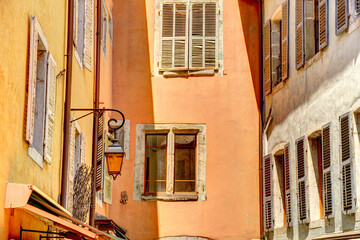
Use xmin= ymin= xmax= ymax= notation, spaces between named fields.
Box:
xmin=190 ymin=2 xmax=218 ymax=69
xmin=284 ymin=143 xmax=292 ymax=226
xmin=26 ymin=16 xmax=39 ymax=145
xmin=161 ymin=3 xmax=188 ymax=70
xmin=263 ymin=20 xmax=272 ymax=95
xmin=296 ymin=137 xmax=308 ymax=223
xmin=340 ymin=113 xmax=354 ymax=214
xmin=96 ymin=113 xmax=105 ymax=191
xmin=282 ymin=0 xmax=289 ymax=80
xmin=319 ymin=0 xmax=329 ymax=50
xmin=356 ymin=0 xmax=360 ymax=14
xmin=43 ymin=53 xmax=57 ymax=164
xmin=322 ymin=123 xmax=333 ymax=217
xmin=263 ymin=155 xmax=273 ymax=232
xmin=296 ymin=0 xmax=305 ymax=69
xmin=336 ymin=0 xmax=349 ymax=35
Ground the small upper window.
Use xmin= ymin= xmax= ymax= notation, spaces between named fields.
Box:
xmin=101 ymin=1 xmax=108 ymax=56
xmin=154 ymin=0 xmax=223 ymax=77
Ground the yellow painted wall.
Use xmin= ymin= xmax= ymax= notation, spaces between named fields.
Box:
xmin=0 ymin=0 xmax=95 ymax=237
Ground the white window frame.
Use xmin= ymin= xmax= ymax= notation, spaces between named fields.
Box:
xmin=133 ymin=124 xmax=206 ymax=201
xmin=153 ymin=0 xmax=224 ymax=77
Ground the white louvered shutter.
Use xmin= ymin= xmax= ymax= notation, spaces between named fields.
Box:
xmin=73 ymin=0 xmax=79 ymax=46
xmin=263 ymin=155 xmax=273 ymax=232
xmin=103 ymin=136 xmax=113 ymax=204
xmin=190 ymin=2 xmax=218 ymax=69
xmin=318 ymin=0 xmax=328 ymax=50
xmin=296 ymin=137 xmax=308 ymax=223
xmin=284 ymin=143 xmax=292 ymax=226
xmin=322 ymin=123 xmax=333 ymax=217
xmin=336 ymin=0 xmax=349 ymax=35
xmin=161 ymin=3 xmax=188 ymax=70
xmin=67 ymin=122 xmax=76 ymax=213
xmin=43 ymin=54 xmax=57 ymax=164
xmin=296 ymin=0 xmax=305 ymax=69
xmin=26 ymin=16 xmax=39 ymax=145
xmin=84 ymin=0 xmax=93 ymax=70
xmin=340 ymin=113 xmax=354 ymax=214
xmin=80 ymin=133 xmax=86 ymax=163
xmin=282 ymin=1 xmax=289 ymax=80
xmin=263 ymin=20 xmax=272 ymax=95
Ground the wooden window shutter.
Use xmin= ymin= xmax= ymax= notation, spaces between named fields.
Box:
xmin=284 ymin=143 xmax=292 ymax=226
xmin=282 ymin=0 xmax=289 ymax=80
xmin=103 ymin=136 xmax=113 ymax=204
xmin=80 ymin=133 xmax=86 ymax=163
xmin=43 ymin=53 xmax=57 ymax=164
xmin=161 ymin=3 xmax=188 ymax=70
xmin=295 ymin=0 xmax=305 ymax=69
xmin=321 ymin=123 xmax=333 ymax=217
xmin=73 ymin=0 xmax=79 ymax=46
xmin=296 ymin=137 xmax=308 ymax=223
xmin=318 ymin=0 xmax=328 ymax=50
xmin=190 ymin=2 xmax=218 ymax=69
xmin=84 ymin=0 xmax=93 ymax=70
xmin=26 ymin=16 xmax=39 ymax=145
xmin=336 ymin=0 xmax=349 ymax=35
xmin=263 ymin=20 xmax=272 ymax=95
xmin=263 ymin=155 xmax=273 ymax=232
xmin=340 ymin=113 xmax=354 ymax=214
xmin=96 ymin=113 xmax=105 ymax=191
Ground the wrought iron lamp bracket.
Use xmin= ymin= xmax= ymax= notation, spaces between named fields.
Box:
xmin=70 ymin=108 xmax=125 ymax=131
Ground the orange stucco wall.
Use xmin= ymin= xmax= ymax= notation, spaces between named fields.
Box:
xmin=110 ymin=0 xmax=261 ymax=239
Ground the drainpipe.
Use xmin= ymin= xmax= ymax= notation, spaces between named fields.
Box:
xmin=257 ymin=0 xmax=265 ymax=239
xmin=89 ymin=0 xmax=102 ymax=226
xmin=61 ymin=0 xmax=75 ymax=208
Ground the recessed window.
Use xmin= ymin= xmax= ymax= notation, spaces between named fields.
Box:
xmin=134 ymin=124 xmax=206 ymax=201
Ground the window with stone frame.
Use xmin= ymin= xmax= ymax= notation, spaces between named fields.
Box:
xmin=25 ymin=16 xmax=57 ymax=168
xmin=154 ymin=0 xmax=223 ymax=77
xmin=134 ymin=124 xmax=206 ymax=201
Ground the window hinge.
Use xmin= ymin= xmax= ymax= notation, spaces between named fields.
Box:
xmin=158 ymin=10 xmax=162 ymax=16
xmin=217 ymin=8 xmax=220 ymax=15
xmin=259 ymin=166 xmax=263 ymax=170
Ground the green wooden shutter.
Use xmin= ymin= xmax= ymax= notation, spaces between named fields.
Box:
xmin=263 ymin=155 xmax=273 ymax=232
xmin=190 ymin=2 xmax=218 ymax=69
xmin=296 ymin=137 xmax=308 ymax=223
xmin=161 ymin=3 xmax=188 ymax=70
xmin=43 ymin=53 xmax=57 ymax=164
xmin=322 ymin=123 xmax=333 ymax=217
xmin=296 ymin=0 xmax=305 ymax=69
xmin=340 ymin=113 xmax=354 ymax=214
xmin=263 ymin=20 xmax=272 ymax=95
xmin=26 ymin=16 xmax=39 ymax=145
xmin=336 ymin=0 xmax=349 ymax=35
xmin=318 ymin=0 xmax=329 ymax=50
xmin=282 ymin=1 xmax=289 ymax=80
xmin=284 ymin=143 xmax=292 ymax=226
xmin=96 ymin=113 xmax=105 ymax=191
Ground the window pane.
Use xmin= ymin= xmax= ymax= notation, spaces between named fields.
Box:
xmin=175 ymin=134 xmax=196 ymax=192
xmin=145 ymin=181 xmax=166 ymax=193
xmin=145 ymin=135 xmax=167 ymax=193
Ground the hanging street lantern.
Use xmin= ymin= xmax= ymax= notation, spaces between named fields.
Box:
xmin=104 ymin=139 xmax=125 ymax=180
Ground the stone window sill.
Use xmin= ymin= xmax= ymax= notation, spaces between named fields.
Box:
xmin=141 ymin=194 xmax=199 ymax=202
xmin=161 ymin=69 xmax=216 ymax=78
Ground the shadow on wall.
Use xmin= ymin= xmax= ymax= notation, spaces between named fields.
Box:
xmin=267 ymin=20 xmax=360 ymax=127
xmin=111 ymin=0 xmax=157 ymax=239
xmin=238 ymin=0 xmax=261 ymax=112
